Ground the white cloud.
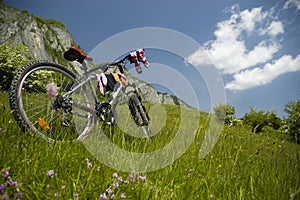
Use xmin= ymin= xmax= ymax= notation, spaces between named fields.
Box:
xmin=225 ymin=54 xmax=300 ymax=90
xmin=259 ymin=21 xmax=284 ymax=36
xmin=239 ymin=7 xmax=268 ymax=33
xmin=186 ymin=4 xmax=299 ymax=91
xmin=185 ymin=48 xmax=212 ymax=66
xmin=187 ymin=5 xmax=282 ymax=74
xmin=284 ymin=0 xmax=300 ymax=10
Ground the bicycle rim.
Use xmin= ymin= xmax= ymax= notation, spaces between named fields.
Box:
xmin=10 ymin=61 xmax=94 ymax=142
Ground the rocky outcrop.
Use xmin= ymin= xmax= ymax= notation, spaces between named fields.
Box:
xmin=0 ymin=2 xmax=74 ymax=63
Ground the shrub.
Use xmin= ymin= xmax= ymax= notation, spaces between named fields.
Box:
xmin=213 ymin=103 xmax=236 ymax=125
xmin=242 ymin=108 xmax=282 ymax=133
xmin=0 ymin=42 xmax=32 ymax=90
xmin=283 ymin=100 xmax=300 ymax=143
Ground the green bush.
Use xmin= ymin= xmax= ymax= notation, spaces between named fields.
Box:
xmin=283 ymin=100 xmax=300 ymax=143
xmin=243 ymin=108 xmax=282 ymax=133
xmin=0 ymin=42 xmax=32 ymax=90
xmin=213 ymin=103 xmax=236 ymax=125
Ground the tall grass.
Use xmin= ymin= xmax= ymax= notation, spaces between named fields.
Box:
xmin=1 ymin=91 xmax=299 ymax=199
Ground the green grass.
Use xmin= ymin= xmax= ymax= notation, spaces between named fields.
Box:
xmin=1 ymin=91 xmax=299 ymax=199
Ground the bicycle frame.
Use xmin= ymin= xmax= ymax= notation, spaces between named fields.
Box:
xmin=63 ymin=60 xmax=128 ymax=116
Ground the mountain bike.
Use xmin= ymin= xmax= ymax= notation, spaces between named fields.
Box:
xmin=9 ymin=46 xmax=152 ymax=142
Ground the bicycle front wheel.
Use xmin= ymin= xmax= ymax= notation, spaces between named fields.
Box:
xmin=128 ymin=93 xmax=152 ymax=137
xmin=9 ymin=61 xmax=95 ymax=142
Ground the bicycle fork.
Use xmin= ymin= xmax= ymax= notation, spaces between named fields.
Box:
xmin=109 ymin=82 xmax=123 ymax=106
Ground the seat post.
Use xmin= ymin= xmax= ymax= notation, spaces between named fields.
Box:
xmin=80 ymin=60 xmax=89 ymax=73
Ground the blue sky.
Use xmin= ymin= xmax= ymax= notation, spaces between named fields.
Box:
xmin=3 ymin=0 xmax=300 ymax=118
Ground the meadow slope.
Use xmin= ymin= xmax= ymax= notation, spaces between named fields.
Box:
xmin=0 ymin=92 xmax=299 ymax=200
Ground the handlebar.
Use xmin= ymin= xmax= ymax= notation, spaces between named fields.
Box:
xmin=91 ymin=48 xmax=149 ymax=74
xmin=109 ymin=55 xmax=130 ymax=74
xmin=98 ymin=55 xmax=129 ymax=74
xmin=110 ymin=55 xmax=130 ymax=66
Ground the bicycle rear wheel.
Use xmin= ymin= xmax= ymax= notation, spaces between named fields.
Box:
xmin=9 ymin=61 xmax=95 ymax=142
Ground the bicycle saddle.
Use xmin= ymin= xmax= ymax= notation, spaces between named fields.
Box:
xmin=64 ymin=46 xmax=93 ymax=63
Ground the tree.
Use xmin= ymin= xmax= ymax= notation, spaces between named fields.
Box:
xmin=0 ymin=42 xmax=32 ymax=90
xmin=243 ymin=108 xmax=282 ymax=133
xmin=284 ymin=100 xmax=300 ymax=143
xmin=243 ymin=108 xmax=266 ymax=133
xmin=266 ymin=111 xmax=282 ymax=130
xmin=213 ymin=103 xmax=236 ymax=125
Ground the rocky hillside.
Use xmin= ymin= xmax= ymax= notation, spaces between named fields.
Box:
xmin=0 ymin=2 xmax=188 ymax=106
xmin=0 ymin=2 xmax=74 ymax=64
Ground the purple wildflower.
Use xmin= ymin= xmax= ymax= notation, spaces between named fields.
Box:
xmin=74 ymin=193 xmax=80 ymax=198
xmin=99 ymin=193 xmax=107 ymax=200
xmin=87 ymin=161 xmax=93 ymax=169
xmin=2 ymin=193 xmax=8 ymax=200
xmin=138 ymin=175 xmax=146 ymax=181
xmin=105 ymin=188 xmax=112 ymax=194
xmin=2 ymin=170 xmax=9 ymax=178
xmin=54 ymin=192 xmax=59 ymax=197
xmin=120 ymin=193 xmax=126 ymax=199
xmin=16 ymin=192 xmax=23 ymax=198
xmin=0 ymin=183 xmax=4 ymax=193
xmin=117 ymin=177 xmax=123 ymax=182
xmin=47 ymin=170 xmax=55 ymax=178
xmin=129 ymin=175 xmax=134 ymax=181
xmin=5 ymin=180 xmax=13 ymax=187
xmin=112 ymin=182 xmax=119 ymax=189
xmin=112 ymin=173 xmax=118 ymax=178
xmin=61 ymin=185 xmax=66 ymax=190
xmin=124 ymin=180 xmax=129 ymax=184
xmin=46 ymin=82 xmax=57 ymax=98
xmin=12 ymin=181 xmax=18 ymax=187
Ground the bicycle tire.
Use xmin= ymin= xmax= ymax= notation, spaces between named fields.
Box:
xmin=9 ymin=61 xmax=95 ymax=142
xmin=128 ymin=93 xmax=152 ymax=137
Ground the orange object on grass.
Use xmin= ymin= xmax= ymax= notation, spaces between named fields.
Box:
xmin=38 ymin=118 xmax=50 ymax=130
